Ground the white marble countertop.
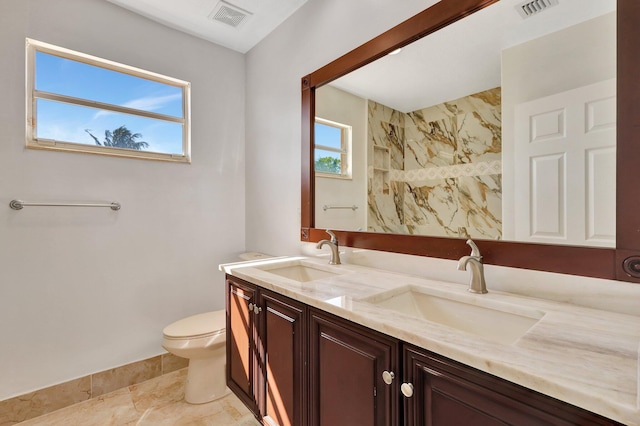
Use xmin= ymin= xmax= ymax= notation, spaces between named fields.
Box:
xmin=220 ymin=256 xmax=640 ymax=425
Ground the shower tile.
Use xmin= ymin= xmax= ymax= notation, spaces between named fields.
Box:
xmin=403 ymin=178 xmax=460 ymax=236
xmin=405 ymin=117 xmax=456 ymax=169
xmin=456 ymin=107 xmax=501 ymax=164
xmin=92 ymin=356 xmax=162 ymax=398
xmin=456 ymin=174 xmax=502 ymax=240
xmin=0 ymin=376 xmax=90 ymax=425
xmin=367 ymin=87 xmax=503 ymax=239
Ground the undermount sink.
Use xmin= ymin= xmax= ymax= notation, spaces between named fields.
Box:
xmin=366 ymin=286 xmax=544 ymax=344
xmin=258 ymin=261 xmax=343 ymax=283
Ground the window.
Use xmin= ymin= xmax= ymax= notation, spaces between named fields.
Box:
xmin=26 ymin=38 xmax=190 ymax=163
xmin=314 ymin=118 xmax=351 ymax=178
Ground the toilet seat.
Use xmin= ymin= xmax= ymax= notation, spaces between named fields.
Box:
xmin=163 ymin=311 xmax=226 ymax=339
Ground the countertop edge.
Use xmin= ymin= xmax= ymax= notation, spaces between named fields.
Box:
xmin=221 ymin=257 xmax=640 ymax=425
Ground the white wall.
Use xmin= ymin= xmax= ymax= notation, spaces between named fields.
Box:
xmin=0 ymin=0 xmax=245 ymax=400
xmin=245 ymin=0 xmax=438 ymax=255
xmin=315 ymin=85 xmax=367 ymax=231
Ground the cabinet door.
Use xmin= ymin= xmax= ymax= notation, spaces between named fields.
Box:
xmin=226 ymin=277 xmax=259 ymax=414
xmin=309 ymin=309 xmax=399 ymax=426
xmin=259 ymin=290 xmax=307 ymax=426
xmin=403 ymin=344 xmax=621 ymax=426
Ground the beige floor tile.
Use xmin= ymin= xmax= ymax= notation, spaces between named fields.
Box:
xmin=129 ymin=368 xmax=187 ymax=413
xmin=15 ymin=366 xmax=257 ymax=426
xmin=219 ymin=396 xmax=252 ymax=422
xmin=184 ymin=407 xmax=260 ymax=426
xmin=18 ymin=387 xmax=138 ymax=426
xmin=132 ymin=395 xmax=259 ymax=425
xmin=133 ymin=397 xmax=230 ymax=426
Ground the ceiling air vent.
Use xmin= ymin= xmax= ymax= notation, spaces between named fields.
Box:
xmin=208 ymin=1 xmax=253 ymax=28
xmin=516 ymin=0 xmax=559 ymax=19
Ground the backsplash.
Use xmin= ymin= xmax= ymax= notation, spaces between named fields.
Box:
xmin=367 ymin=88 xmax=502 ymax=239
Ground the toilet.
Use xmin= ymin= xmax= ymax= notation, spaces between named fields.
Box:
xmin=162 ymin=253 xmax=271 ymax=404
xmin=162 ymin=310 xmax=228 ymax=404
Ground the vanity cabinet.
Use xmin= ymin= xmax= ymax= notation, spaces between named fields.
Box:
xmin=227 ymin=275 xmax=622 ymax=426
xmin=226 ymin=277 xmax=306 ymax=426
xmin=309 ymin=308 xmax=399 ymax=426
xmin=402 ymin=344 xmax=621 ymax=426
xmin=227 ymin=277 xmax=258 ymax=413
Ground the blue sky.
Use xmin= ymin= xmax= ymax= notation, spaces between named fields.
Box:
xmin=35 ymin=52 xmax=184 ymax=154
xmin=314 ymin=122 xmax=341 ymax=162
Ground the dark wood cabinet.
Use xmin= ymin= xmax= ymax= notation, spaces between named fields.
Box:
xmin=227 ymin=277 xmax=259 ymax=413
xmin=227 ymin=275 xmax=620 ymax=426
xmin=259 ymin=290 xmax=307 ymax=426
xmin=402 ymin=344 xmax=622 ymax=426
xmin=226 ymin=277 xmax=306 ymax=426
xmin=309 ymin=308 xmax=399 ymax=426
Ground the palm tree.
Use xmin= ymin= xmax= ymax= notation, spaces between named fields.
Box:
xmin=85 ymin=125 xmax=149 ymax=150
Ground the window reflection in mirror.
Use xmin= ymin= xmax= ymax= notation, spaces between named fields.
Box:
xmin=314 ymin=119 xmax=351 ymax=177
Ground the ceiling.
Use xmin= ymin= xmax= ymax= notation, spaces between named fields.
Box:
xmin=105 ymin=0 xmax=309 ymax=53
xmin=104 ymin=0 xmax=615 ymax=109
xmin=329 ymin=0 xmax=616 ymax=113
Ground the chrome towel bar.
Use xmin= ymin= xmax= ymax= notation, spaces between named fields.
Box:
xmin=9 ymin=199 xmax=121 ymax=211
xmin=323 ymin=204 xmax=358 ymax=211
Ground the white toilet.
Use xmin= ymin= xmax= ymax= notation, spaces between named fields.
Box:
xmin=162 ymin=310 xmax=228 ymax=404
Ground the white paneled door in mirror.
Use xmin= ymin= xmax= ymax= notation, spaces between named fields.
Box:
xmin=512 ymin=79 xmax=616 ymax=247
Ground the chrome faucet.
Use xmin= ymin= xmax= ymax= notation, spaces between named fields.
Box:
xmin=316 ymin=230 xmax=341 ymax=265
xmin=457 ymin=239 xmax=487 ymax=294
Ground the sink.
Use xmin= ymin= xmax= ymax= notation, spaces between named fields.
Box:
xmin=258 ymin=262 xmax=343 ymax=283
xmin=366 ymin=286 xmax=544 ymax=344
xmin=265 ymin=264 xmax=340 ymax=282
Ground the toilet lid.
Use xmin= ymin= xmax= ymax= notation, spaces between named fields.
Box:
xmin=163 ymin=310 xmax=226 ymax=339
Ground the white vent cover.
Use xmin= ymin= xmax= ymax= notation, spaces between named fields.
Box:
xmin=516 ymin=0 xmax=559 ymax=19
xmin=208 ymin=1 xmax=253 ymax=28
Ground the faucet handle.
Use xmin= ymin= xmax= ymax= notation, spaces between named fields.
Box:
xmin=466 ymin=239 xmax=481 ymax=258
xmin=326 ymin=229 xmax=338 ymax=244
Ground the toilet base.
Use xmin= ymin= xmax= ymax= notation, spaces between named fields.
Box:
xmin=184 ymin=349 xmax=229 ymax=404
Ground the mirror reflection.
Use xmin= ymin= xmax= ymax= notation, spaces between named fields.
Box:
xmin=314 ymin=0 xmax=616 ymax=248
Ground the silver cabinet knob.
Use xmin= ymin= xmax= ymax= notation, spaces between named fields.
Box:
xmin=253 ymin=305 xmax=262 ymax=314
xmin=401 ymin=382 xmax=414 ymax=398
xmin=382 ymin=370 xmax=395 ymax=385
xmin=248 ymin=302 xmax=254 ymax=311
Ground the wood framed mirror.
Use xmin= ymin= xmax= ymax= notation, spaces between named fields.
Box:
xmin=301 ymin=0 xmax=640 ymax=282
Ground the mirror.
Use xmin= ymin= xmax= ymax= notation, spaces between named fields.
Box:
xmin=302 ymin=0 xmax=640 ymax=282
xmin=314 ymin=0 xmax=615 ymax=248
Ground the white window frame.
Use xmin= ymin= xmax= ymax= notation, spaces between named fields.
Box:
xmin=26 ymin=38 xmax=191 ymax=163
xmin=314 ymin=117 xmax=352 ymax=179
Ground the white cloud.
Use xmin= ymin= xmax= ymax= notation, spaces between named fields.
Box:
xmin=122 ymin=93 xmax=182 ymax=111
xmin=93 ymin=93 xmax=182 ymax=119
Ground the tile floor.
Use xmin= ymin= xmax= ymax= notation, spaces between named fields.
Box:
xmin=17 ymin=369 xmax=260 ymax=425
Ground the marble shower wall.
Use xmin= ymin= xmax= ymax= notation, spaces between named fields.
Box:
xmin=367 ymin=87 xmax=502 ymax=239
